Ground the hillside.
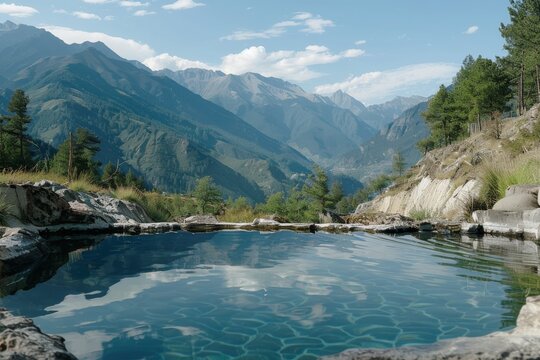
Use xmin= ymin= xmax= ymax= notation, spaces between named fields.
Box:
xmin=333 ymin=101 xmax=429 ymax=182
xmin=0 ymin=22 xmax=312 ymax=200
xmin=363 ymin=105 xmax=540 ymax=220
xmin=329 ymin=90 xmax=426 ymax=131
xmin=159 ymin=68 xmax=376 ymax=166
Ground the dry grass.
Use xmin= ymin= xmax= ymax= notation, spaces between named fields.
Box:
xmin=218 ymin=208 xmax=260 ymax=223
xmin=479 ymin=149 xmax=540 ymax=207
xmin=0 ymin=170 xmax=67 ymax=185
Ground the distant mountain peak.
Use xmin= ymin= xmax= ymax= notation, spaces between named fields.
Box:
xmin=0 ymin=20 xmax=18 ymax=31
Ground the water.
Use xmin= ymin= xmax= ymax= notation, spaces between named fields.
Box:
xmin=1 ymin=231 xmax=539 ymax=359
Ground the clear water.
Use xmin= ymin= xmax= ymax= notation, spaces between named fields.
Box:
xmin=1 ymin=231 xmax=539 ymax=360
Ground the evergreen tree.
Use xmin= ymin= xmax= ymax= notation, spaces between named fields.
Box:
xmin=259 ymin=192 xmax=286 ymax=216
xmin=102 ymin=162 xmax=117 ymax=188
xmin=193 ymin=176 xmax=222 ymax=214
xmin=329 ymin=182 xmax=344 ymax=209
xmin=302 ymin=165 xmax=331 ymax=213
xmin=51 ymin=128 xmax=101 ymax=180
xmin=423 ymin=85 xmax=455 ymax=146
xmin=500 ymin=0 xmax=540 ymax=109
xmin=392 ymin=151 xmax=406 ymax=176
xmin=125 ymin=170 xmax=145 ymax=190
xmin=6 ymin=90 xmax=31 ymax=168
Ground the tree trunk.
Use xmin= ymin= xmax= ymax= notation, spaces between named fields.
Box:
xmin=536 ymin=64 xmax=540 ymax=104
xmin=520 ymin=62 xmax=525 ymax=115
xmin=68 ymin=132 xmax=73 ymax=182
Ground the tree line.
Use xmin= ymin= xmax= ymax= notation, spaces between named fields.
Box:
xmin=419 ymin=0 xmax=540 ymax=151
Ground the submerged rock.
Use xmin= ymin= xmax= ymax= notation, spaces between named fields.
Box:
xmin=0 ymin=308 xmax=77 ymax=359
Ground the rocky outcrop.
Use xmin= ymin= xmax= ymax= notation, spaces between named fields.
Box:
xmin=0 ymin=181 xmax=152 ymax=228
xmin=364 ymin=177 xmax=480 ymax=220
xmin=324 ymin=295 xmax=540 ymax=360
xmin=319 ymin=210 xmax=345 ymax=224
xmin=473 ymin=184 xmax=540 ymax=240
xmin=0 ymin=308 xmax=76 ymax=359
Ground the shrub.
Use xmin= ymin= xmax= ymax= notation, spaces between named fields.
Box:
xmin=408 ymin=207 xmax=432 ymax=221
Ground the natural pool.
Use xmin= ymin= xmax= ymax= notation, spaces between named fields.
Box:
xmin=1 ymin=231 xmax=540 ymax=359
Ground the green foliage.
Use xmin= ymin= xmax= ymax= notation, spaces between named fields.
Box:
xmin=392 ymin=151 xmax=406 ymax=176
xmin=257 ymin=192 xmax=286 ymax=216
xmin=416 ymin=138 xmax=436 ymax=155
xmin=192 ymin=176 xmax=223 ymax=215
xmin=421 ymin=56 xmax=511 ymax=149
xmin=51 ymin=128 xmax=101 ymax=181
xmin=302 ymin=165 xmax=332 ymax=213
xmin=479 ymin=151 xmax=540 ymax=208
xmin=408 ymin=208 xmax=432 ymax=221
xmin=500 ymin=0 xmax=540 ymax=108
xmin=0 ymin=90 xmax=33 ymax=169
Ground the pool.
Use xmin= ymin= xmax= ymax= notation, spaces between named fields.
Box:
xmin=1 ymin=231 xmax=539 ymax=359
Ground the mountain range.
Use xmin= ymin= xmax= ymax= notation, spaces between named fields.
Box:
xmin=0 ymin=20 xmax=430 ymax=200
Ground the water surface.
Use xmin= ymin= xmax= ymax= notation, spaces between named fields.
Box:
xmin=1 ymin=231 xmax=539 ymax=359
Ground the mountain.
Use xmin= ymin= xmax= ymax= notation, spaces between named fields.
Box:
xmin=0 ymin=22 xmax=312 ymax=200
xmin=332 ymin=100 xmax=429 ymax=181
xmin=159 ymin=68 xmax=376 ymax=166
xmin=329 ymin=90 xmax=427 ymax=131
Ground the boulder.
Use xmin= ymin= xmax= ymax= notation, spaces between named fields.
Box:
xmin=0 ymin=308 xmax=76 ymax=359
xmin=493 ymin=193 xmax=539 ymax=211
xmin=184 ymin=215 xmax=219 ymax=224
xmin=318 ymin=210 xmax=345 ymax=224
xmin=346 ymin=212 xmax=412 ymax=225
xmin=505 ymin=184 xmax=539 ymax=197
xmin=0 ymin=228 xmax=47 ymax=276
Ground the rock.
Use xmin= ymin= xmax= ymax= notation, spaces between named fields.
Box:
xmin=252 ymin=218 xmax=280 ymax=226
xmin=319 ymin=210 xmax=345 ymax=224
xmin=493 ymin=193 xmax=539 ymax=211
xmin=417 ymin=221 xmax=433 ymax=232
xmin=346 ymin=212 xmax=412 ymax=225
xmin=184 ymin=215 xmax=219 ymax=224
xmin=0 ymin=228 xmax=48 ymax=276
xmin=0 ymin=308 xmax=77 ymax=359
xmin=461 ymin=222 xmax=484 ymax=234
xmin=472 ymin=209 xmax=540 ymax=240
xmin=324 ymin=295 xmax=540 ymax=360
xmin=267 ymin=214 xmax=288 ymax=223
xmin=506 ymin=184 xmax=539 ymax=198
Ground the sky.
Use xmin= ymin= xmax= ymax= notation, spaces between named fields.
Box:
xmin=0 ymin=0 xmax=511 ymax=105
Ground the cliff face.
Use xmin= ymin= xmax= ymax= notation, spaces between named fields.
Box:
xmin=362 ymin=105 xmax=540 ymax=220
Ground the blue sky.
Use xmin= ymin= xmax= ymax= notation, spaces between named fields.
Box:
xmin=0 ymin=0 xmax=511 ymax=104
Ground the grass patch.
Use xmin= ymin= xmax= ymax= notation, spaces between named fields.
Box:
xmin=113 ymin=187 xmax=197 ymax=222
xmin=408 ymin=207 xmax=433 ymax=221
xmin=0 ymin=170 xmax=67 ymax=185
xmin=479 ymin=150 xmax=540 ymax=208
xmin=218 ymin=208 xmax=259 ymax=223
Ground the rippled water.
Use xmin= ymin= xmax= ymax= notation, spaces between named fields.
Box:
xmin=1 ymin=231 xmax=539 ymax=359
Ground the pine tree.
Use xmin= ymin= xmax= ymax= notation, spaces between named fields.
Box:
xmin=392 ymin=151 xmax=406 ymax=176
xmin=500 ymin=0 xmax=540 ymax=109
xmin=302 ymin=165 xmax=331 ymax=213
xmin=102 ymin=162 xmax=117 ymax=188
xmin=51 ymin=128 xmax=101 ymax=180
xmin=6 ymin=90 xmax=31 ymax=168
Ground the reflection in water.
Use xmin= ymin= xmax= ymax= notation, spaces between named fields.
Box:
xmin=0 ymin=231 xmax=539 ymax=359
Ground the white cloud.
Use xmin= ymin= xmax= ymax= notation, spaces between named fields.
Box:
xmin=143 ymin=53 xmax=213 ymax=71
xmin=223 ymin=12 xmax=334 ymax=41
xmin=133 ymin=9 xmax=155 ymax=16
xmin=464 ymin=25 xmax=479 ymax=35
xmin=0 ymin=3 xmax=38 ymax=17
xmin=302 ymin=17 xmax=334 ymax=33
xmin=162 ymin=0 xmax=204 ymax=10
xmin=82 ymin=0 xmax=112 ymax=3
xmin=72 ymin=11 xmax=101 ymax=20
xmin=220 ymin=45 xmax=364 ymax=82
xmin=355 ymin=39 xmax=367 ymax=46
xmin=314 ymin=63 xmax=459 ymax=105
xmin=119 ymin=1 xmax=148 ymax=7
xmin=42 ymin=25 xmax=155 ymax=62
xmin=53 ymin=9 xmax=68 ymax=14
